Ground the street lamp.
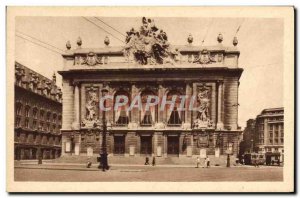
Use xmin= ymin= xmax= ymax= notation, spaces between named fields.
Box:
xmin=98 ymin=90 xmax=109 ymax=171
xmin=250 ymin=139 xmax=254 ymax=153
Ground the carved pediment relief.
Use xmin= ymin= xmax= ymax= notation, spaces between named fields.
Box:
xmin=193 ymin=49 xmax=216 ymax=64
xmin=75 ymin=52 xmax=103 ymax=66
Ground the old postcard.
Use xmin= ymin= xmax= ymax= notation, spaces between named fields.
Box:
xmin=6 ymin=6 xmax=294 ymax=192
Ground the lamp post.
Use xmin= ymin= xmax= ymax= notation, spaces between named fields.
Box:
xmin=99 ymin=90 xmax=109 ymax=171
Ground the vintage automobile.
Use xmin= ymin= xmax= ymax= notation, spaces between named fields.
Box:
xmin=244 ymin=153 xmax=266 ymax=165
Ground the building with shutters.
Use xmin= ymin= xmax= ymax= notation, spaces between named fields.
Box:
xmin=58 ymin=18 xmax=243 ymax=159
xmin=14 ymin=62 xmax=62 ymax=160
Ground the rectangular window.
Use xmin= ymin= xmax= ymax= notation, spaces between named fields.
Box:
xmin=33 ymin=108 xmax=38 ymax=119
xmin=32 ymin=121 xmax=37 ymax=130
xmin=281 ymin=138 xmax=284 ymax=144
xmin=39 ymin=122 xmax=44 ymax=131
xmin=269 ymin=139 xmax=273 ymax=144
xmin=52 ymin=114 xmax=57 ymax=123
xmin=65 ymin=141 xmax=71 ymax=152
xmin=16 ymin=117 xmax=21 ymax=127
xmin=40 ymin=110 xmax=44 ymax=120
xmin=46 ymin=112 xmax=51 ymax=122
xmin=25 ymin=119 xmax=29 ymax=128
xmin=25 ymin=107 xmax=30 ymax=118
xmin=58 ymin=115 xmax=62 ymax=124
xmin=16 ymin=104 xmax=22 ymax=116
xmin=269 ymin=124 xmax=273 ymax=131
xmin=269 ymin=133 xmax=273 ymax=138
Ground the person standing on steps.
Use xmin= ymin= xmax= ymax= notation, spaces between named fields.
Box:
xmin=144 ymin=156 xmax=150 ymax=165
xmin=206 ymin=156 xmax=210 ymax=168
xmin=196 ymin=157 xmax=200 ymax=168
xmin=152 ymin=157 xmax=156 ymax=166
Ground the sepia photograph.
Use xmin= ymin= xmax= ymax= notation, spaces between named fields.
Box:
xmin=6 ymin=6 xmax=294 ymax=192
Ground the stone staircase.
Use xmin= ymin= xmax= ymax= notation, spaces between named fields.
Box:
xmin=52 ymin=155 xmax=237 ymax=166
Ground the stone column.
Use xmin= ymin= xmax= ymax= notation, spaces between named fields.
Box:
xmin=156 ymin=84 xmax=165 ymax=129
xmin=216 ymin=81 xmax=224 ymax=129
xmin=190 ymin=134 xmax=194 ymax=156
xmin=72 ymin=82 xmax=80 ymax=130
xmin=163 ymin=134 xmax=168 ymax=157
xmin=128 ymin=84 xmax=138 ymax=129
xmin=184 ymin=82 xmax=192 ymax=129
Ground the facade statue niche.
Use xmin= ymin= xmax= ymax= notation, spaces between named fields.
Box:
xmin=193 ymin=86 xmax=213 ymax=129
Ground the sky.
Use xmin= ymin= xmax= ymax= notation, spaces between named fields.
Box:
xmin=15 ymin=17 xmax=284 ymax=128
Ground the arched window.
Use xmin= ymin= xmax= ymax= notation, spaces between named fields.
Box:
xmin=52 ymin=113 xmax=57 ymax=123
xmin=32 ymin=107 xmax=38 ymax=119
xmin=166 ymin=90 xmax=184 ymax=126
xmin=46 ymin=112 xmax=51 ymax=122
xmin=40 ymin=109 xmax=45 ymax=121
xmin=15 ymin=102 xmax=23 ymax=116
xmin=25 ymin=105 xmax=30 ymax=118
xmin=114 ymin=90 xmax=130 ymax=126
xmin=140 ymin=90 xmax=156 ymax=126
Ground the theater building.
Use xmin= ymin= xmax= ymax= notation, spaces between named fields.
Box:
xmin=14 ymin=62 xmax=62 ymax=160
xmin=58 ymin=18 xmax=243 ymax=158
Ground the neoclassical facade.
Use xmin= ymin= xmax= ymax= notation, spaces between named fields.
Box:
xmin=15 ymin=62 xmax=62 ymax=160
xmin=59 ymin=18 xmax=243 ymax=158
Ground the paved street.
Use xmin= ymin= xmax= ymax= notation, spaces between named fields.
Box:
xmin=15 ymin=165 xmax=283 ymax=182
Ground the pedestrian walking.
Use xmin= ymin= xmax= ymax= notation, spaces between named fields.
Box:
xmin=86 ymin=157 xmax=92 ymax=168
xmin=241 ymin=158 xmax=244 ymax=166
xmin=254 ymin=158 xmax=259 ymax=167
xmin=152 ymin=157 xmax=156 ymax=166
xmin=144 ymin=156 xmax=150 ymax=165
xmin=205 ymin=157 xmax=210 ymax=168
xmin=196 ymin=157 xmax=200 ymax=168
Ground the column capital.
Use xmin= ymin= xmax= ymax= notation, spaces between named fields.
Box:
xmin=72 ymin=81 xmax=81 ymax=87
xmin=217 ymin=80 xmax=224 ymax=85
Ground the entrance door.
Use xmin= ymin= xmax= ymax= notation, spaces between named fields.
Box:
xmin=114 ymin=136 xmax=125 ymax=155
xmin=167 ymin=136 xmax=179 ymax=155
xmin=140 ymin=136 xmax=152 ymax=155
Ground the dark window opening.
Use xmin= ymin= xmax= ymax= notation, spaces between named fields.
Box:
xmin=141 ymin=111 xmax=152 ymax=126
xmin=168 ymin=108 xmax=182 ymax=126
xmin=114 ymin=136 xmax=125 ymax=155
xmin=115 ymin=110 xmax=129 ymax=126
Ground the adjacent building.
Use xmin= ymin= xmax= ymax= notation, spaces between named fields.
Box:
xmin=14 ymin=62 xmax=62 ymax=160
xmin=58 ymin=18 xmax=243 ymax=159
xmin=254 ymin=107 xmax=284 ymax=163
xmin=239 ymin=119 xmax=256 ymax=156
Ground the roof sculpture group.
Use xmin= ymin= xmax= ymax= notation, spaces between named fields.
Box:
xmin=124 ymin=17 xmax=179 ymax=65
